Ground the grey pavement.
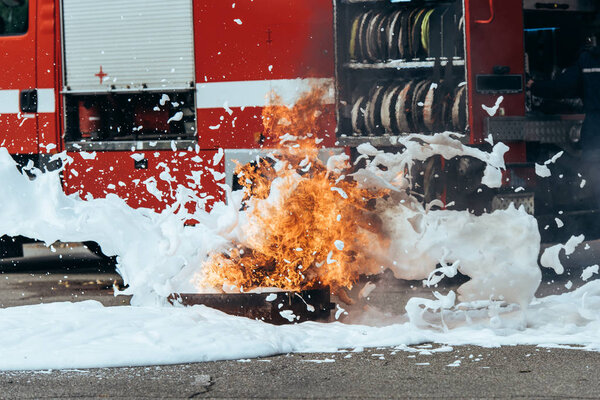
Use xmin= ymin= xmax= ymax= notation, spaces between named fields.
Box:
xmin=1 ymin=346 xmax=599 ymax=399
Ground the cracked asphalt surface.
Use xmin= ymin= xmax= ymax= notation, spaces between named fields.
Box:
xmin=1 ymin=346 xmax=600 ymax=399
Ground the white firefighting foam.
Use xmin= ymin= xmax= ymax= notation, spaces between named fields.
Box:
xmin=0 ymin=132 xmax=598 ymax=371
xmin=0 ymin=147 xmax=227 ymax=305
xmin=350 ymin=133 xmax=540 ymax=308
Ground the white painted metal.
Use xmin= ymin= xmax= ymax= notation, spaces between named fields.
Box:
xmin=0 ymin=89 xmax=54 ymax=113
xmin=37 ymin=89 xmax=56 ymax=113
xmin=0 ymin=90 xmax=19 ymax=113
xmin=195 ymin=78 xmax=335 ymax=109
xmin=62 ymin=0 xmax=195 ymax=92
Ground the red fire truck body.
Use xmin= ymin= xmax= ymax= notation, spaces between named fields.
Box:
xmin=0 ymin=0 xmax=598 ymax=243
xmin=1 ymin=0 xmax=337 ymax=212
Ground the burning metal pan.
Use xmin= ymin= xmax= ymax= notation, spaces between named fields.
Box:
xmin=168 ymin=288 xmax=335 ymax=325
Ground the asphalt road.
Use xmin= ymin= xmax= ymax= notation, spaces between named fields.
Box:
xmin=1 ymin=345 xmax=599 ymax=399
xmin=0 ymin=242 xmax=599 ymax=399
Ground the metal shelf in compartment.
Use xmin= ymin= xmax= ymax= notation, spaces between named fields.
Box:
xmin=336 ymin=132 xmax=468 ymax=147
xmin=337 ymin=134 xmax=407 ymax=147
xmin=344 ymin=57 xmax=465 ymax=71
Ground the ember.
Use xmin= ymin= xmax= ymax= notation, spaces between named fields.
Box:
xmin=197 ymin=87 xmax=391 ymax=297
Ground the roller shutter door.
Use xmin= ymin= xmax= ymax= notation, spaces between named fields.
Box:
xmin=62 ymin=0 xmax=195 ymax=92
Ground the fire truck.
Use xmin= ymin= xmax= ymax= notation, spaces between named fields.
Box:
xmin=0 ymin=0 xmax=598 ymax=258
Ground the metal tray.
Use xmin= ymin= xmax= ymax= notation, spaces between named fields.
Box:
xmin=168 ymin=288 xmax=335 ymax=325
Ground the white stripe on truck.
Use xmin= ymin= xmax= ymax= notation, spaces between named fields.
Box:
xmin=0 ymin=90 xmax=19 ymax=113
xmin=37 ymin=89 xmax=56 ymax=113
xmin=195 ymin=78 xmax=334 ymax=109
xmin=2 ymin=80 xmax=333 ymax=113
xmin=0 ymin=89 xmax=55 ymax=114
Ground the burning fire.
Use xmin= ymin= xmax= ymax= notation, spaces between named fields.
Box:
xmin=198 ymin=87 xmax=390 ymax=296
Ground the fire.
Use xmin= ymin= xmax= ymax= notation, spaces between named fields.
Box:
xmin=198 ymin=87 xmax=390 ymax=295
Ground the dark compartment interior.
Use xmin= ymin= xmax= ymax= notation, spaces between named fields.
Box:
xmin=64 ymin=91 xmax=196 ymax=142
xmin=524 ymin=6 xmax=600 ymax=114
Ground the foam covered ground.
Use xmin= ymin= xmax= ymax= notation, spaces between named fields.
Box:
xmin=2 ymin=280 xmax=600 ymax=371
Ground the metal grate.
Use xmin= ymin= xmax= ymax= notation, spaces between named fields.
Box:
xmin=491 ymin=192 xmax=535 ymax=215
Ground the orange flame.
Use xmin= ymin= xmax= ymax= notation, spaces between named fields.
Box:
xmin=199 ymin=87 xmax=390 ymax=294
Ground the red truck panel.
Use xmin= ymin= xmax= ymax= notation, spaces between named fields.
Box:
xmin=193 ymin=0 xmax=333 ymax=82
xmin=464 ymin=0 xmax=526 ymax=147
xmin=36 ymin=0 xmax=61 ymax=153
xmin=197 ymin=107 xmax=267 ymax=150
xmin=196 ymin=105 xmax=337 ymax=150
xmin=0 ymin=0 xmax=38 ymax=154
xmin=64 ymin=150 xmax=225 ymax=212
xmin=193 ymin=0 xmax=336 ymax=150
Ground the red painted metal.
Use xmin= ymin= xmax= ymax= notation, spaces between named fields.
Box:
xmin=53 ymin=0 xmax=64 ymax=154
xmin=57 ymin=0 xmax=337 ymax=213
xmin=193 ymin=0 xmax=333 ymax=84
xmin=475 ymin=0 xmax=495 ymax=24
xmin=197 ymin=105 xmax=337 ymax=150
xmin=503 ymin=141 xmax=527 ymax=164
xmin=501 ymin=141 xmax=528 ymax=188
xmin=0 ymin=0 xmax=38 ymax=154
xmin=64 ymin=150 xmax=225 ymax=211
xmin=197 ymin=107 xmax=265 ymax=150
xmin=464 ymin=0 xmax=526 ymax=142
xmin=37 ymin=0 xmax=60 ymax=154
xmin=464 ymin=0 xmax=526 ymax=166
xmin=193 ymin=0 xmax=336 ymax=151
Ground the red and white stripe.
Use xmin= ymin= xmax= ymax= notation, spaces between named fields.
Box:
xmin=195 ymin=78 xmax=334 ymax=109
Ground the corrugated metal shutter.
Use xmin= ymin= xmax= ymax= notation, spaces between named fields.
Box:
xmin=62 ymin=0 xmax=195 ymax=92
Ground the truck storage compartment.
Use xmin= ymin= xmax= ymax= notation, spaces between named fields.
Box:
xmin=63 ymin=91 xmax=196 ymax=142
xmin=334 ymin=0 xmax=467 ymax=140
xmin=524 ymin=4 xmax=599 ymax=115
xmin=520 ymin=4 xmax=600 ymax=223
xmin=60 ymin=0 xmax=197 ymax=144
